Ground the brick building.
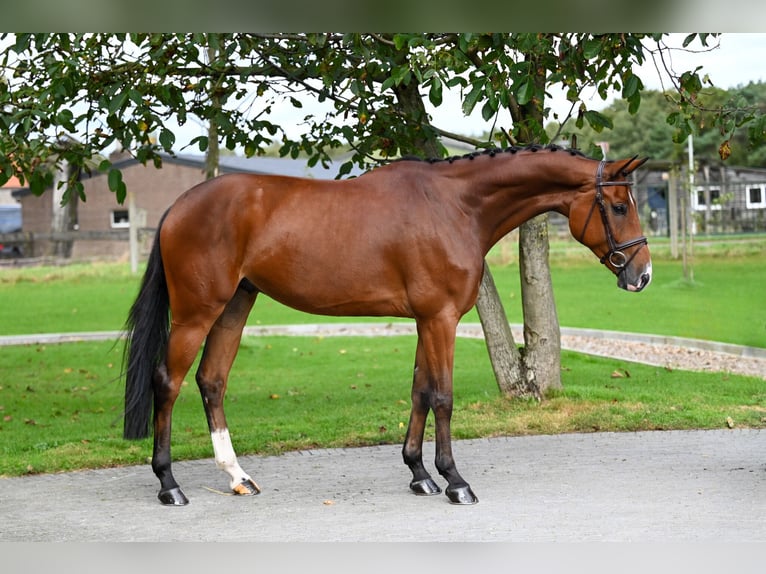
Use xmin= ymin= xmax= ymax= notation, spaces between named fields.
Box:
xmin=15 ymin=153 xmax=361 ymax=259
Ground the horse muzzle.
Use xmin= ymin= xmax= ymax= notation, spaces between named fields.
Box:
xmin=617 ymin=262 xmax=652 ymax=292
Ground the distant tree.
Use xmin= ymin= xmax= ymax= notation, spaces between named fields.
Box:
xmin=554 ymin=82 xmax=766 ymax=166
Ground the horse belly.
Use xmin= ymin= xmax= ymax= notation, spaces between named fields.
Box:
xmin=245 ymin=245 xmax=414 ymax=318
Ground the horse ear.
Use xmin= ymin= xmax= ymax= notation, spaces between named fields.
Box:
xmin=617 ymin=156 xmax=649 ymax=177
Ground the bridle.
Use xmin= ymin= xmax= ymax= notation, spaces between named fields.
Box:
xmin=578 ymin=160 xmax=648 ymax=272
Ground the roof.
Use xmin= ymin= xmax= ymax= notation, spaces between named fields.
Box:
xmin=216 ymin=155 xmax=366 ymax=179
xmin=112 ymin=153 xmax=366 ymax=180
xmin=1 ymin=175 xmax=25 ymax=189
xmin=11 ymin=153 xmax=368 ymax=199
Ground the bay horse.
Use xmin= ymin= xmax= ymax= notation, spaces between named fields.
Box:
xmin=123 ymin=145 xmax=652 ymax=506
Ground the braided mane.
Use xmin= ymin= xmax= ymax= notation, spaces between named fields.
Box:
xmin=395 ymin=143 xmax=589 ymax=165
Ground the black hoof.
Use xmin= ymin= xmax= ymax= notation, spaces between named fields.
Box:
xmin=446 ymin=485 xmax=478 ymax=505
xmin=158 ymin=486 xmax=189 ymax=506
xmin=410 ymin=477 xmax=442 ymax=496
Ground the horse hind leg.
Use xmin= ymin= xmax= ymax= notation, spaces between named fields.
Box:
xmin=152 ymin=279 xmax=247 ymax=505
xmin=195 ymin=281 xmax=261 ymax=496
xmin=153 ymin=321 xmax=214 ymax=505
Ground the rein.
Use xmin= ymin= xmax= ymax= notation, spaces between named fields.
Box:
xmin=578 ymin=160 xmax=648 ymax=271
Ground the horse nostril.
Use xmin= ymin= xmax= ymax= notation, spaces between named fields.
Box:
xmin=640 ymin=272 xmax=652 ymax=290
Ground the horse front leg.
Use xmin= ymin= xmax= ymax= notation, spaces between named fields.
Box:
xmin=415 ymin=314 xmax=478 ymax=505
xmin=402 ymin=340 xmax=442 ymax=496
xmin=196 ymin=285 xmax=260 ymax=497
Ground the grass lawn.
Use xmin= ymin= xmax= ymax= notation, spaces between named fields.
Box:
xmin=0 ymin=235 xmax=763 ymax=477
xmin=1 ymin=335 xmax=763 ymax=477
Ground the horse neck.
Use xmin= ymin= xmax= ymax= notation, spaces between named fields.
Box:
xmin=453 ymin=150 xmax=594 ymax=252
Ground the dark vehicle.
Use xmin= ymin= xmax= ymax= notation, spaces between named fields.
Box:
xmin=0 ymin=243 xmax=23 ymax=258
xmin=0 ymin=204 xmax=23 ymax=258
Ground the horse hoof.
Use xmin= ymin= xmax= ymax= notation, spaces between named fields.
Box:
xmin=446 ymin=485 xmax=478 ymax=505
xmin=410 ymin=477 xmax=442 ymax=496
xmin=232 ymin=478 xmax=262 ymax=496
xmin=158 ymin=486 xmax=189 ymax=506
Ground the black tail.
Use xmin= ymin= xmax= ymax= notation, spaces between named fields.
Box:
xmin=123 ymin=211 xmax=170 ymax=440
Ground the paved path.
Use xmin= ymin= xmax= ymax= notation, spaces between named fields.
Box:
xmin=1 ymin=429 xmax=764 ymax=542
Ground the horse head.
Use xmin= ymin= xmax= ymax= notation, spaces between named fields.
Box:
xmin=569 ymin=156 xmax=652 ymax=292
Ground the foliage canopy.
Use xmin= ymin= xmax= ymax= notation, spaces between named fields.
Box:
xmin=1 ymin=33 xmax=763 ymax=204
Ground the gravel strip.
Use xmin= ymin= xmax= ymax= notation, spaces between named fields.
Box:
xmin=559 ymin=334 xmax=766 ymax=379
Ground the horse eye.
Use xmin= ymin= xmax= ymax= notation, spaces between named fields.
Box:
xmin=612 ymin=203 xmax=628 ymax=216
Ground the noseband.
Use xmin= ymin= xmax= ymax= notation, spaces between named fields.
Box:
xmin=578 ymin=160 xmax=648 ymax=271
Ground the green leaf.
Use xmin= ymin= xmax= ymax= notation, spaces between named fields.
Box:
xmin=380 ymin=75 xmax=396 ymax=92
xmin=666 ymin=111 xmax=681 ymax=126
xmin=582 ymin=38 xmax=602 ymax=60
xmin=679 ymin=70 xmax=702 ymax=95
xmin=516 ymin=79 xmax=535 ymax=106
xmin=108 ymin=91 xmax=129 ymax=115
xmin=391 ymin=65 xmax=411 ymax=86
xmin=446 ymin=76 xmax=467 ymax=89
xmin=481 ymin=100 xmax=496 ymax=122
xmin=583 ymin=110 xmax=613 ymax=133
xmin=73 ymin=181 xmax=86 ymax=202
xmin=13 ymin=34 xmax=31 ymax=53
xmin=159 ymin=128 xmax=175 ymax=151
xmin=393 ymin=34 xmax=408 ymax=51
xmin=116 ymin=181 xmax=127 ymax=204
xmin=428 ymin=78 xmax=443 ymax=107
xmin=338 ymin=160 xmax=353 ymax=177
xmin=244 ymin=141 xmax=257 ymax=157
xmin=622 ymin=74 xmax=641 ymax=99
xmin=108 ymin=168 xmax=127 ymax=202
xmin=128 ymin=89 xmax=144 ymax=106
xmin=55 ymin=109 xmax=75 ymax=131
xmin=462 ymin=83 xmax=484 ymax=116
xmin=192 ymin=135 xmax=209 ymax=152
xmin=30 ymin=175 xmax=46 ymax=196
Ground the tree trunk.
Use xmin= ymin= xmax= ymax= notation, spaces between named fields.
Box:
xmin=205 ymin=41 xmax=221 ymax=181
xmin=518 ymin=214 xmax=561 ymax=393
xmin=490 ymin=42 xmax=562 ymax=397
xmin=475 ymin=263 xmax=541 ymax=399
xmin=51 ymin=159 xmax=77 ymax=258
xmin=392 ymin=80 xmax=442 ymax=158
